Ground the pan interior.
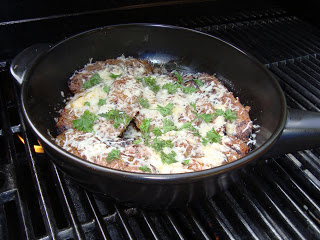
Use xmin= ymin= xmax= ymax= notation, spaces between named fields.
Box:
xmin=23 ymin=24 xmax=285 ymax=164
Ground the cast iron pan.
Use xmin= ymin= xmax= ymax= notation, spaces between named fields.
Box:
xmin=10 ymin=24 xmax=320 ymax=208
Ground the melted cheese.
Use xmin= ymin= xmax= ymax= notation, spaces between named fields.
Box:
xmin=56 ymin=56 xmax=256 ymax=174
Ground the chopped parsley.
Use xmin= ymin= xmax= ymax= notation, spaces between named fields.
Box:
xmin=140 ymin=118 xmax=152 ymax=145
xmin=162 ymin=119 xmax=177 ymax=133
xmin=138 ymin=97 xmax=150 ymax=109
xmin=215 ymin=109 xmax=238 ymax=121
xmin=193 ymin=79 xmax=204 ymax=86
xmin=206 ymin=128 xmax=222 ymax=143
xmin=84 ymin=101 xmax=90 ymax=106
xmin=154 ymin=103 xmax=174 ymax=117
xmin=133 ymin=139 xmax=142 ymax=145
xmin=139 ymin=165 xmax=151 ymax=173
xmin=182 ymin=86 xmax=197 ymax=94
xmin=72 ymin=110 xmax=98 ymax=132
xmin=142 ymin=76 xmax=160 ymax=93
xmin=109 ymin=73 xmax=122 ymax=79
xmin=140 ymin=118 xmax=152 ymax=133
xmin=160 ymin=150 xmax=178 ymax=165
xmin=151 ymin=138 xmax=173 ymax=152
xmin=173 ymin=71 xmax=184 ymax=84
xmin=83 ymin=73 xmax=103 ymax=89
xmin=106 ymin=149 xmax=120 ymax=163
xmin=103 ymin=85 xmax=110 ymax=94
xmin=183 ymin=159 xmax=190 ymax=165
xmin=180 ymin=121 xmax=193 ymax=130
xmin=152 ymin=127 xmax=163 ymax=137
xmin=178 ymin=103 xmax=220 ymax=145
xmin=162 ymin=83 xmax=179 ymax=94
xmin=200 ymin=113 xmax=215 ymax=123
xmin=98 ymin=99 xmax=106 ymax=106
xmin=99 ymin=109 xmax=131 ymax=128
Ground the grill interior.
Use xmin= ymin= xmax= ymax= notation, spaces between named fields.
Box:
xmin=1 ymin=6 xmax=320 ymax=239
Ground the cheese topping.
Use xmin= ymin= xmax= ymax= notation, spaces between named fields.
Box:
xmin=56 ymin=56 xmax=256 ymax=174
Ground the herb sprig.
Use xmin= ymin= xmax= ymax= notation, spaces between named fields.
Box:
xmin=138 ymin=97 xmax=150 ymax=109
xmin=72 ymin=110 xmax=98 ymax=132
xmin=139 ymin=76 xmax=160 ymax=93
xmin=83 ymin=73 xmax=103 ymax=89
xmin=160 ymin=150 xmax=178 ymax=165
xmin=215 ymin=109 xmax=238 ymax=121
xmin=99 ymin=109 xmax=131 ymax=128
xmin=139 ymin=165 xmax=151 ymax=173
xmin=152 ymin=103 xmax=174 ymax=117
xmin=106 ymin=149 xmax=120 ymax=163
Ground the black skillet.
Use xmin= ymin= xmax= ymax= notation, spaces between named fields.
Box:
xmin=10 ymin=24 xmax=320 ymax=208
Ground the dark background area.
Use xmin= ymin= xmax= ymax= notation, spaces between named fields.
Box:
xmin=1 ymin=0 xmax=319 ymax=61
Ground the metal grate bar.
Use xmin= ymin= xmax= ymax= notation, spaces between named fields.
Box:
xmin=206 ymin=199 xmax=237 ymax=239
xmin=165 ymin=211 xmax=185 ymax=239
xmin=270 ymin=62 xmax=320 ymax=108
xmin=235 ymin=178 xmax=289 ymax=240
xmin=186 ymin=208 xmax=211 ymax=240
xmin=279 ymin=154 xmax=320 ymax=197
xmin=264 ymin=18 xmax=320 ymax=54
xmin=52 ymin=164 xmax=85 ymax=239
xmin=247 ymin=173 xmax=308 ymax=240
xmin=285 ymin=60 xmax=320 ymax=95
xmin=223 ymin=191 xmax=270 ymax=240
xmin=85 ymin=191 xmax=111 ymax=239
xmin=139 ymin=209 xmax=161 ymax=240
xmin=114 ymin=204 xmax=136 ymax=240
xmin=253 ymin=162 xmax=320 ymax=239
xmin=261 ymin=161 xmax=320 ymax=234
xmin=269 ymin=64 xmax=320 ymax=111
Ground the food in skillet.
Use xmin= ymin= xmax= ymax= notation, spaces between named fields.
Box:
xmin=55 ymin=56 xmax=255 ymax=174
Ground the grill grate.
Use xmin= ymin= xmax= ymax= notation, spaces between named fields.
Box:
xmin=1 ymin=8 xmax=320 ymax=239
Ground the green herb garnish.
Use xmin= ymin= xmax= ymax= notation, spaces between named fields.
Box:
xmin=143 ymin=76 xmax=160 ymax=93
xmin=154 ymin=103 xmax=174 ymax=117
xmin=173 ymin=71 xmax=184 ymax=84
xmin=133 ymin=139 xmax=142 ymax=145
xmin=214 ymin=109 xmax=238 ymax=121
xmin=139 ymin=165 xmax=151 ymax=173
xmin=106 ymin=149 xmax=120 ymax=163
xmin=160 ymin=150 xmax=178 ymax=165
xmin=151 ymin=138 xmax=173 ymax=152
xmin=140 ymin=118 xmax=152 ymax=133
xmin=183 ymin=159 xmax=190 ymax=165
xmin=109 ymin=73 xmax=122 ymax=79
xmin=182 ymin=86 xmax=197 ymax=94
xmin=162 ymin=83 xmax=179 ymax=94
xmin=139 ymin=118 xmax=152 ymax=145
xmin=200 ymin=113 xmax=215 ymax=123
xmin=103 ymin=85 xmax=110 ymax=94
xmin=206 ymin=128 xmax=222 ymax=143
xmin=84 ymin=101 xmax=90 ymax=106
xmin=162 ymin=119 xmax=177 ymax=133
xmin=72 ymin=110 xmax=98 ymax=132
xmin=224 ymin=109 xmax=238 ymax=121
xmin=138 ymin=97 xmax=150 ymax=109
xmin=193 ymin=79 xmax=204 ymax=86
xmin=99 ymin=109 xmax=131 ymax=128
xmin=98 ymin=99 xmax=106 ymax=106
xmin=83 ymin=73 xmax=103 ymax=89
xmin=152 ymin=127 xmax=163 ymax=137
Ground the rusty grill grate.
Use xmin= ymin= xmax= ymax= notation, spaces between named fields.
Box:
xmin=0 ymin=8 xmax=320 ymax=239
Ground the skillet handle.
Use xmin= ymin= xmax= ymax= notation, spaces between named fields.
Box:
xmin=10 ymin=44 xmax=51 ymax=85
xmin=263 ymin=109 xmax=320 ymax=158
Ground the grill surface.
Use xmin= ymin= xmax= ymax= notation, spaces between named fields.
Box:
xmin=1 ymin=7 xmax=320 ymax=239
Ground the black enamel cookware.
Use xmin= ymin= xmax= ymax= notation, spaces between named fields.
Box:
xmin=10 ymin=24 xmax=320 ymax=208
